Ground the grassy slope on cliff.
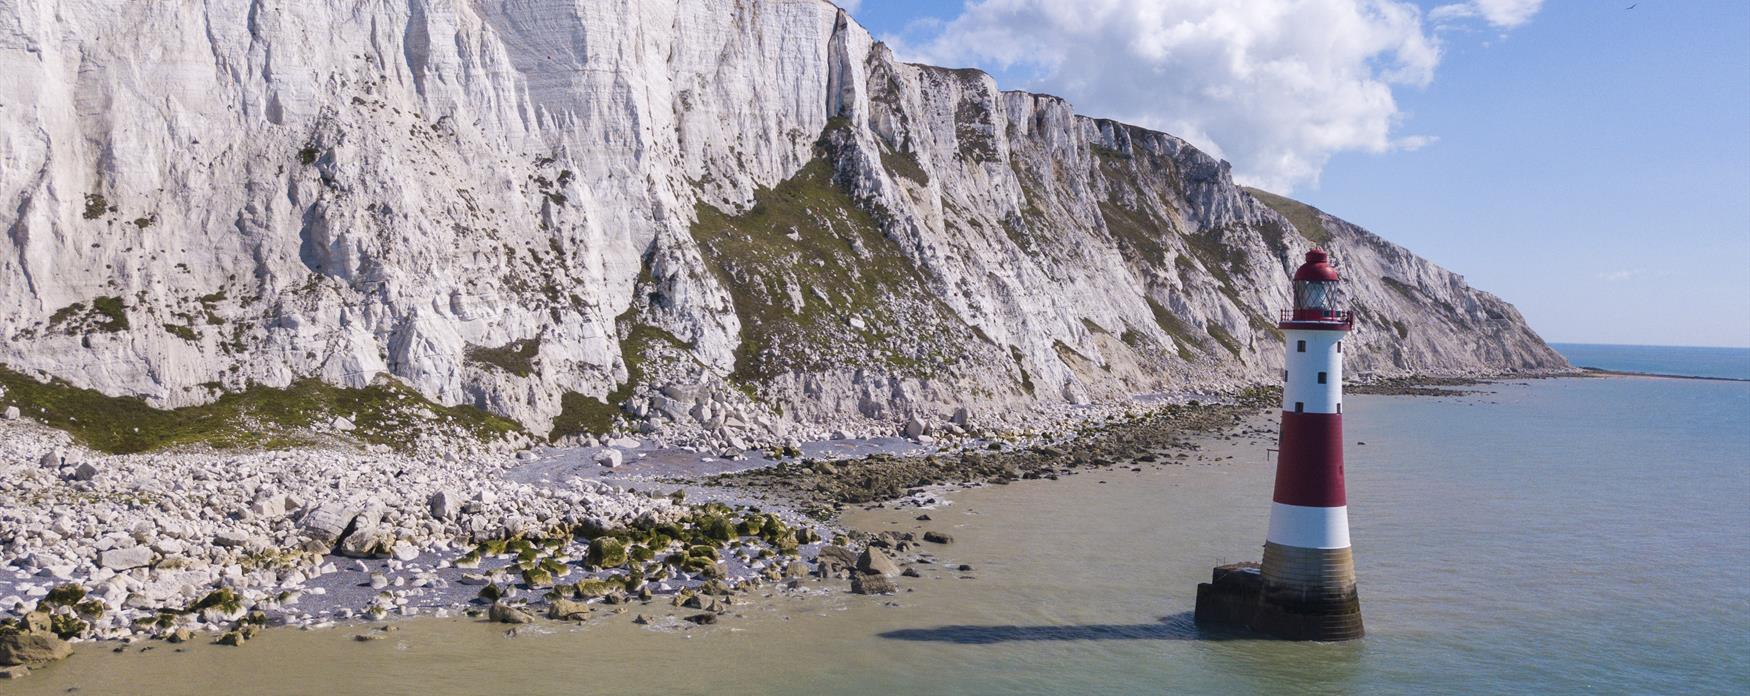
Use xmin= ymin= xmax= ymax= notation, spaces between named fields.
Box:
xmin=1241 ymin=187 xmax=1331 ymax=244
xmin=689 ymin=149 xmax=984 ymax=386
xmin=0 ymin=366 xmax=522 ymax=454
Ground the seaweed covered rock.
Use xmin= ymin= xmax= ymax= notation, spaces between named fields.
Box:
xmin=570 ymin=579 xmax=621 ymax=598
xmin=682 ymin=556 xmax=725 ymax=579
xmin=587 ymin=537 xmax=628 ymax=568
xmin=192 ymin=587 xmax=245 ymax=623
xmin=696 ymin=515 xmax=737 ymax=543
xmin=520 ymin=566 xmax=554 ymax=588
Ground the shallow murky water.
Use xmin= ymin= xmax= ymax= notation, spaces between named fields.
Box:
xmin=13 ymin=377 xmax=1748 ymax=694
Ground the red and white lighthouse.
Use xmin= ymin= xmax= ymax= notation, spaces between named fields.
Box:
xmin=1195 ymin=248 xmax=1364 ymax=641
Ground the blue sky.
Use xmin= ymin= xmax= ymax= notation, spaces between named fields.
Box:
xmin=844 ymin=1 xmax=1750 ymax=348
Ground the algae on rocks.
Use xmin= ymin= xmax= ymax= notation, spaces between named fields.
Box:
xmin=587 ymin=537 xmax=628 ymax=568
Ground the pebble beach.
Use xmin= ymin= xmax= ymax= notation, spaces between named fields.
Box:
xmin=1 ymin=384 xmax=1279 ymax=676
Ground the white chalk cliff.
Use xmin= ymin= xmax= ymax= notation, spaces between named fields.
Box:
xmin=0 ymin=0 xmax=1568 ymax=443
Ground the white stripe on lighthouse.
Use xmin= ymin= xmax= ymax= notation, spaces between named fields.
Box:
xmin=1265 ymin=502 xmax=1351 ymax=549
xmin=1281 ymin=329 xmax=1344 ymax=414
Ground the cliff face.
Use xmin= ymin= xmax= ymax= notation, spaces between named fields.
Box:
xmin=0 ymin=0 xmax=1568 ymax=445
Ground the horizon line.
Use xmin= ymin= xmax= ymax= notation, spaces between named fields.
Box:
xmin=1547 ymin=341 xmax=1750 ymax=351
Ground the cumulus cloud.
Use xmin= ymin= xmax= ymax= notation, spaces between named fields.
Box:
xmin=1430 ymin=0 xmax=1544 ymax=29
xmin=891 ymin=0 xmax=1540 ymax=193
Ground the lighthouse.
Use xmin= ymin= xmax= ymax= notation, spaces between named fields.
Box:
xmin=1193 ymin=248 xmax=1364 ymax=641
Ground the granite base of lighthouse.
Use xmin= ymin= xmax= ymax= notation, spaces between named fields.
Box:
xmin=1193 ymin=563 xmax=1365 ymax=641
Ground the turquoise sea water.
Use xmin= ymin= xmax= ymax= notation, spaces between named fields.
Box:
xmin=1333 ymin=376 xmax=1750 ymax=693
xmin=1552 ymin=342 xmax=1750 ymax=380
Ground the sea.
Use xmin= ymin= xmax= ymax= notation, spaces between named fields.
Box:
xmin=1550 ymin=342 xmax=1750 ymax=381
xmin=13 ymin=346 xmax=1749 ymax=695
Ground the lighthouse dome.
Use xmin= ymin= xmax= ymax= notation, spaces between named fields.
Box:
xmin=1285 ymin=249 xmax=1350 ymax=327
xmin=1293 ymin=249 xmax=1340 ymax=282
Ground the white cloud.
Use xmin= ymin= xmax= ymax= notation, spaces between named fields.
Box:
xmin=1597 ymin=269 xmax=1669 ymax=283
xmin=1395 ymin=134 xmax=1440 ymax=151
xmin=1431 ymin=0 xmax=1544 ymax=29
xmin=893 ymin=0 xmax=1540 ymax=193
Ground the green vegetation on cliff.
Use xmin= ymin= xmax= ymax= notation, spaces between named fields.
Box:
xmin=1243 ymin=187 xmax=1331 ymax=244
xmin=689 ymin=141 xmax=980 ymax=385
xmin=466 ymin=338 xmax=541 ymax=377
xmin=0 ymin=366 xmax=521 ymax=454
xmin=548 ymin=322 xmax=686 ymax=440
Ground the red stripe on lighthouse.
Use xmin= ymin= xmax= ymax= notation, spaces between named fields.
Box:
xmin=1272 ymin=412 xmax=1346 ymax=507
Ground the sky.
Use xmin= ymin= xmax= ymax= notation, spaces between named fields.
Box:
xmin=839 ymin=0 xmax=1750 ymax=348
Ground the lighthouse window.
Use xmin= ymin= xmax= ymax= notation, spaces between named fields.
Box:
xmin=1294 ymin=402 xmax=1305 ymax=413
xmin=1301 ymin=281 xmax=1334 ymax=309
xmin=1337 ymin=341 xmax=1342 ymax=353
xmin=1295 ymin=280 xmax=1337 ymax=310
xmin=1296 ymin=340 xmax=1307 ymax=353
xmin=1317 ymin=371 xmax=1328 ymax=384
xmin=1337 ymin=403 xmax=1343 ymax=413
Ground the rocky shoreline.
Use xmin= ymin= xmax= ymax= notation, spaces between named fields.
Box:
xmin=711 ymin=390 xmax=1281 ymax=516
xmin=0 ymin=374 xmax=1528 ymax=679
xmin=1344 ymin=375 xmax=1488 ymax=396
xmin=0 ymin=415 xmax=846 ymax=677
xmin=1573 ymin=367 xmax=1750 ymax=383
